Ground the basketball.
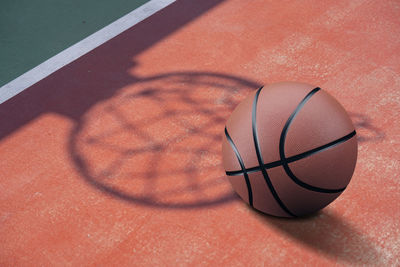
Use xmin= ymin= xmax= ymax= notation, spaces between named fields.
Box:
xmin=222 ymin=82 xmax=358 ymax=217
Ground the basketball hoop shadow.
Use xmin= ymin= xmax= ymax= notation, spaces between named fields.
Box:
xmin=69 ymin=71 xmax=260 ymax=209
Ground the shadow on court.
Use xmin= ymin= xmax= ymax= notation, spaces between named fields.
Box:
xmin=0 ymin=0 xmax=385 ymax=210
xmin=68 ymin=71 xmax=259 ymax=209
xmin=256 ymin=208 xmax=383 ymax=265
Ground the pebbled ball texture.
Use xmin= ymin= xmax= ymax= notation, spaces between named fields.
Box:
xmin=222 ymin=82 xmax=358 ymax=217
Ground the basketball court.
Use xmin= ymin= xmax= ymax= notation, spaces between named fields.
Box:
xmin=1 ymin=0 xmax=399 ymax=265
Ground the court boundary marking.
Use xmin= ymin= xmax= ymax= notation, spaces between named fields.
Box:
xmin=0 ymin=0 xmax=176 ymax=104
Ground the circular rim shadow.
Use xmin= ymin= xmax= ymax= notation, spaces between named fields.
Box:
xmin=69 ymin=71 xmax=260 ymax=209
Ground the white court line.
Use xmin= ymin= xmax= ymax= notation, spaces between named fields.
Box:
xmin=0 ymin=0 xmax=176 ymax=104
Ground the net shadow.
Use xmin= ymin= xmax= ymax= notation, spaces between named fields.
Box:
xmin=68 ymin=71 xmax=260 ymax=209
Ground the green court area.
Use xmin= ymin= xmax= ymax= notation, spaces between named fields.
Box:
xmin=0 ymin=0 xmax=150 ymax=87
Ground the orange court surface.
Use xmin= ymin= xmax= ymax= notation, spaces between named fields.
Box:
xmin=1 ymin=0 xmax=400 ymax=266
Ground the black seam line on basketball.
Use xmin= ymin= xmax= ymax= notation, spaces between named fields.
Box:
xmin=252 ymin=86 xmax=296 ymax=217
xmin=224 ymin=127 xmax=253 ymax=207
xmin=279 ymin=87 xmax=346 ymax=194
xmin=226 ymin=130 xmax=356 ymax=176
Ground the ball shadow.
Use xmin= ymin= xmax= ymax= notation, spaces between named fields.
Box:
xmin=252 ymin=208 xmax=383 ymax=265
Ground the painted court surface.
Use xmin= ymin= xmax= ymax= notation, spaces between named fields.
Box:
xmin=1 ymin=0 xmax=399 ymax=265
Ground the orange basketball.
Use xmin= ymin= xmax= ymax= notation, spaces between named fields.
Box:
xmin=222 ymin=82 xmax=358 ymax=217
